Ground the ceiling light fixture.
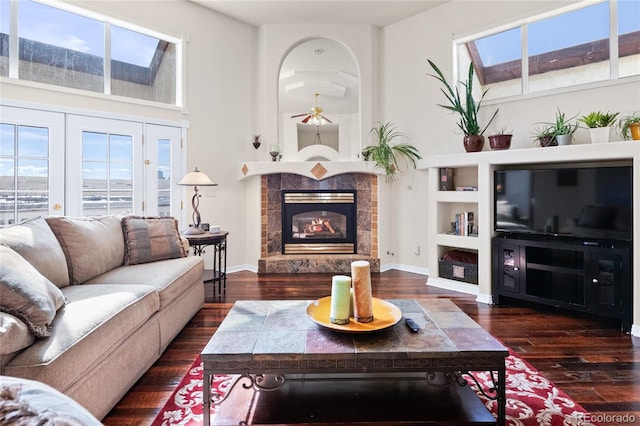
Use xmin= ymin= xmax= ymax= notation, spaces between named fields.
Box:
xmin=291 ymin=93 xmax=332 ymax=125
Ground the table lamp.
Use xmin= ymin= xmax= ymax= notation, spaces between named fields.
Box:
xmin=178 ymin=167 xmax=217 ymax=235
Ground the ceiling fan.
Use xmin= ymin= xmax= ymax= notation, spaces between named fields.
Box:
xmin=291 ymin=93 xmax=332 ymax=124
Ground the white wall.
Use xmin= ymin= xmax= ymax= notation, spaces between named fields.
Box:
xmin=0 ymin=0 xmax=256 ymax=270
xmin=3 ymin=0 xmax=638 ymax=275
xmin=380 ymin=0 xmax=640 ymax=270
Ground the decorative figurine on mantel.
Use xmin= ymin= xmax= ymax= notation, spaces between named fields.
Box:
xmin=252 ymin=134 xmax=261 ymax=150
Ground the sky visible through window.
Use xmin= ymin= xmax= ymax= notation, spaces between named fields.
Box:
xmin=474 ymin=0 xmax=639 ymax=67
xmin=4 ymin=0 xmax=160 ymax=67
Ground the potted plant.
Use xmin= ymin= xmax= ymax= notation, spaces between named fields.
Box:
xmin=532 ymin=125 xmax=556 ymax=147
xmin=618 ymin=112 xmax=640 ymax=141
xmin=427 ymin=59 xmax=498 ymax=152
xmin=487 ymin=126 xmax=512 ymax=150
xmin=579 ymin=111 xmax=619 ymax=143
xmin=550 ymin=109 xmax=578 ymax=145
xmin=361 ymin=122 xmax=422 ymax=183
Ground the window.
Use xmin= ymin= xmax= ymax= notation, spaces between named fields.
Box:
xmin=0 ymin=106 xmax=65 ymax=225
xmin=1 ymin=0 xmax=181 ymax=105
xmin=81 ymin=131 xmax=133 ymax=216
xmin=457 ymin=0 xmax=639 ymax=99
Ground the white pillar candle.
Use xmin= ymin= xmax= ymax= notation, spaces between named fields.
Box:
xmin=330 ymin=275 xmax=352 ymax=325
xmin=351 ymin=260 xmax=374 ymax=323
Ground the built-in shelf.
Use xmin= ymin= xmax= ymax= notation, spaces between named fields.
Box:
xmin=435 ymin=191 xmax=479 ymax=203
xmin=424 ymin=141 xmax=640 ymax=336
xmin=436 ymin=234 xmax=480 ymax=250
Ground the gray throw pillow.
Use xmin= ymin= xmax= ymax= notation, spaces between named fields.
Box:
xmin=122 ymin=216 xmax=187 ymax=265
xmin=0 ymin=245 xmax=66 ymax=338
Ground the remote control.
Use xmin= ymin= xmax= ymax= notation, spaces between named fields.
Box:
xmin=405 ymin=317 xmax=420 ymax=332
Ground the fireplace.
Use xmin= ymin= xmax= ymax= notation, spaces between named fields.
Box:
xmin=282 ymin=190 xmax=356 ymax=254
xmin=259 ymin=172 xmax=379 ymax=274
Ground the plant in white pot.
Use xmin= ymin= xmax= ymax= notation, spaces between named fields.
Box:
xmin=579 ymin=111 xmax=619 ymax=143
xmin=362 ymin=122 xmax=422 ymax=183
xmin=427 ymin=59 xmax=498 ymax=152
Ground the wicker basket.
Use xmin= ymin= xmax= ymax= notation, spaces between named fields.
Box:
xmin=438 ymin=258 xmax=478 ymax=284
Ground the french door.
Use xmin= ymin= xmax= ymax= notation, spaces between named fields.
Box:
xmin=0 ymin=105 xmax=65 ymax=224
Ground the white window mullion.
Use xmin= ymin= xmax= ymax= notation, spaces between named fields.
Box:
xmin=521 ymin=24 xmax=529 ymax=95
xmin=609 ymin=0 xmax=619 ymax=80
xmin=104 ymin=22 xmax=112 ymax=95
xmin=9 ymin=0 xmax=18 ymax=78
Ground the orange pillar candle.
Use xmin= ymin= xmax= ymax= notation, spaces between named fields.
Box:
xmin=330 ymin=275 xmax=352 ymax=325
xmin=351 ymin=260 xmax=374 ymax=323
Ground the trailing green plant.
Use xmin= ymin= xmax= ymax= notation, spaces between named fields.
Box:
xmin=362 ymin=122 xmax=422 ymax=183
xmin=579 ymin=111 xmax=619 ymax=128
xmin=618 ymin=112 xmax=640 ymax=140
xmin=427 ymin=59 xmax=498 ymax=136
xmin=550 ymin=108 xmax=578 ymax=136
xmin=531 ymin=125 xmax=556 ymax=146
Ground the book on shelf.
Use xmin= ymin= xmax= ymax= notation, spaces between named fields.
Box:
xmin=450 ymin=211 xmax=476 ymax=236
xmin=439 ymin=168 xmax=455 ymax=191
xmin=455 ymin=186 xmax=478 ymax=191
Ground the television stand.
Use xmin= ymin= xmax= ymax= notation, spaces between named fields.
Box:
xmin=492 ymin=235 xmax=632 ymax=332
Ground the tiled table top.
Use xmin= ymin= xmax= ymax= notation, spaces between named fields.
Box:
xmin=201 ymin=298 xmax=508 ymax=372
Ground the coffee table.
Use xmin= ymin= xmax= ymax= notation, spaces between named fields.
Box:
xmin=201 ymin=298 xmax=507 ymax=425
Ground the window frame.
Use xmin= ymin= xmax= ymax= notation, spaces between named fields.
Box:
xmin=2 ymin=0 xmax=185 ymax=108
xmin=453 ymin=0 xmax=639 ymax=101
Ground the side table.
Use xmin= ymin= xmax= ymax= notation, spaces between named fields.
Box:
xmin=183 ymin=231 xmax=228 ymax=302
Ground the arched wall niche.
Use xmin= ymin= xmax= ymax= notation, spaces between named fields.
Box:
xmin=278 ymin=36 xmax=361 ymax=161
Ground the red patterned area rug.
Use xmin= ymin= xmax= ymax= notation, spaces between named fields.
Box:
xmin=152 ymin=348 xmax=599 ymax=426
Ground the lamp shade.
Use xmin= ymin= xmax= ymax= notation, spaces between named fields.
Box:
xmin=178 ymin=167 xmax=217 ymax=186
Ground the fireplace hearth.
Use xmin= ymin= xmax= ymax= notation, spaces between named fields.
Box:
xmin=282 ymin=190 xmax=356 ymax=254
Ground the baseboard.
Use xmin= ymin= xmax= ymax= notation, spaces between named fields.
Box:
xmin=380 ymin=263 xmax=428 ymax=276
xmin=426 ymin=276 xmax=480 ymax=296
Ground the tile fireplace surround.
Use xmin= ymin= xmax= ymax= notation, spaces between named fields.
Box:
xmin=259 ymin=172 xmax=380 ymax=273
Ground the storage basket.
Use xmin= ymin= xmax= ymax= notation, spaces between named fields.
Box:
xmin=438 ymin=251 xmax=478 ymax=284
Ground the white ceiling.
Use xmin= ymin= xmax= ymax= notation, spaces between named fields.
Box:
xmin=189 ymin=1 xmax=447 ymax=27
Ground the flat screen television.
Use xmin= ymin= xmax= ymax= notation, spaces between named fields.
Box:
xmin=494 ymin=163 xmax=633 ymax=242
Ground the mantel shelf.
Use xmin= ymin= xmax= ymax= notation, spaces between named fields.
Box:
xmin=239 ymin=160 xmax=380 ymax=180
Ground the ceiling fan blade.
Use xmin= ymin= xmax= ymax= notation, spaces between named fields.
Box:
xmin=301 ymin=116 xmax=311 ymax=123
xmin=321 ymin=115 xmax=333 ymax=123
xmin=291 ymin=113 xmax=308 ymax=118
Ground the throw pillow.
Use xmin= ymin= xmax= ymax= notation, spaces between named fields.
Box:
xmin=0 ymin=245 xmax=66 ymax=338
xmin=0 ymin=216 xmax=70 ymax=288
xmin=46 ymin=215 xmax=126 ymax=285
xmin=0 ymin=312 xmax=35 ymax=355
xmin=122 ymin=216 xmax=187 ymax=265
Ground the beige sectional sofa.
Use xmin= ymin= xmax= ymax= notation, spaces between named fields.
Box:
xmin=0 ymin=214 xmax=204 ymax=420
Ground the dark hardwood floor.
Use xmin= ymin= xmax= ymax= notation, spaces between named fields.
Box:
xmin=103 ymin=270 xmax=640 ymax=425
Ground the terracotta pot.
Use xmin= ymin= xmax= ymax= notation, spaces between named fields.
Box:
xmin=538 ymin=136 xmax=557 ymax=147
xmin=463 ymin=135 xmax=484 ymax=152
xmin=488 ymin=134 xmax=512 ymax=150
xmin=630 ymin=123 xmax=640 ymax=141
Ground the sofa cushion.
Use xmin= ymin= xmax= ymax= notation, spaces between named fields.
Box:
xmin=4 ymin=284 xmax=159 ymax=392
xmin=122 ymin=216 xmax=187 ymax=265
xmin=0 ymin=245 xmax=67 ymax=338
xmin=0 ymin=375 xmax=102 ymax=426
xmin=0 ymin=312 xmax=35 ymax=373
xmin=85 ymin=256 xmax=204 ymax=310
xmin=46 ymin=215 xmax=125 ymax=285
xmin=0 ymin=216 xmax=69 ymax=288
